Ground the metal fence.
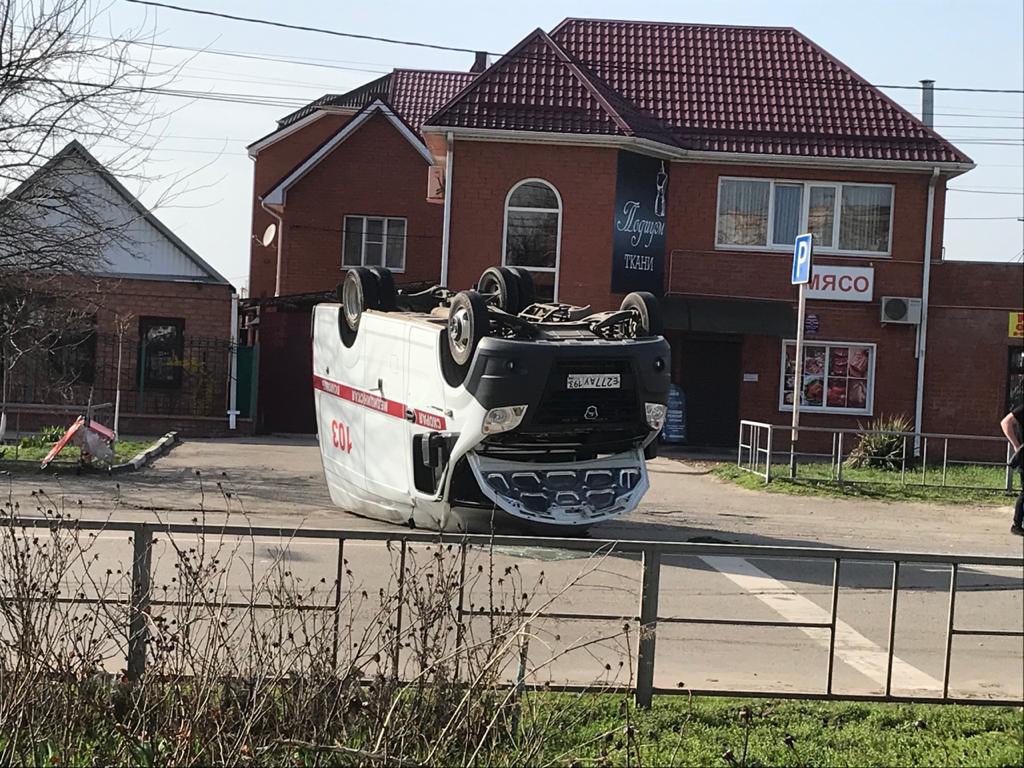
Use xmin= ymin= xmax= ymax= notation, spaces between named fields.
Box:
xmin=3 ymin=517 xmax=1021 ymax=708
xmin=738 ymin=420 xmax=1018 ymax=492
xmin=3 ymin=332 xmax=233 ymax=420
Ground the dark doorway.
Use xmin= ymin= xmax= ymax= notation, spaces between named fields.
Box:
xmin=256 ymin=307 xmax=316 ymax=433
xmin=675 ymin=335 xmax=742 ymax=447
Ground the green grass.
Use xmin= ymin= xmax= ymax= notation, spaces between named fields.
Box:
xmin=714 ymin=463 xmax=1016 ymax=506
xmin=524 ymin=694 xmax=1024 ymax=768
xmin=0 ymin=437 xmax=152 ymax=466
xmin=5 ymin=694 xmax=1021 ymax=767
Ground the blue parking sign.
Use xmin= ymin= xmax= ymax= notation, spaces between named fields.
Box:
xmin=791 ymin=233 xmax=813 ymax=285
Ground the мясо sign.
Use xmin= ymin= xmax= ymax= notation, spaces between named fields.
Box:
xmin=612 ymin=151 xmax=669 ymax=296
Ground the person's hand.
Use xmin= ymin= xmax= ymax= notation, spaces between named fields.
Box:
xmin=1010 ymin=444 xmax=1024 ymax=470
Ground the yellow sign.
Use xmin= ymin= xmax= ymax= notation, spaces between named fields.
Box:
xmin=1011 ymin=311 xmax=1024 ymax=338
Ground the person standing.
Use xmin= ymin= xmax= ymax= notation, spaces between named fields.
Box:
xmin=1000 ymin=403 xmax=1024 ymax=536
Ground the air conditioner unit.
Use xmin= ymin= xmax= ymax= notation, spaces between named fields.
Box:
xmin=880 ymin=296 xmax=923 ymax=325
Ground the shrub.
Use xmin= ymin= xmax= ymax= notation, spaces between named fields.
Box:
xmin=845 ymin=414 xmax=913 ymax=470
xmin=17 ymin=425 xmax=66 ymax=449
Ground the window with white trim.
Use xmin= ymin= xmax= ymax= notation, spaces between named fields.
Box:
xmin=779 ymin=340 xmax=876 ymax=414
xmin=342 ymin=215 xmax=407 ymax=271
xmin=503 ymin=179 xmax=561 ymax=300
xmin=717 ymin=178 xmax=893 ymax=255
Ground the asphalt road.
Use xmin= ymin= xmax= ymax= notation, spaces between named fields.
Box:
xmin=2 ymin=436 xmax=1022 ymax=701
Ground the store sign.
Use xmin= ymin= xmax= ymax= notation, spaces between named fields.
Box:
xmin=611 ymin=151 xmax=669 ymax=295
xmin=806 ymin=266 xmax=874 ymax=302
xmin=805 ymin=313 xmax=820 ymax=334
xmin=1009 ymin=311 xmax=1024 ymax=338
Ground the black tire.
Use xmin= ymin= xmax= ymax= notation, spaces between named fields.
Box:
xmin=620 ymin=291 xmax=663 ymax=338
xmin=367 ymin=267 xmax=397 ymax=311
xmin=477 ymin=266 xmax=520 ymax=314
xmin=505 ymin=266 xmax=536 ymax=309
xmin=338 ymin=268 xmax=379 ymax=347
xmin=441 ymin=290 xmax=488 ymax=386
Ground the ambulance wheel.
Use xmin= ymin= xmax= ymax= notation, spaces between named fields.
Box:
xmin=442 ymin=290 xmax=488 ymax=386
xmin=620 ymin=291 xmax=663 ymax=338
xmin=367 ymin=267 xmax=397 ymax=311
xmin=477 ymin=266 xmax=520 ymax=314
xmin=339 ymin=268 xmax=379 ymax=347
xmin=506 ymin=267 xmax=537 ymax=308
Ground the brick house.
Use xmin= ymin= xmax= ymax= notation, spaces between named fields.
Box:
xmin=1 ymin=141 xmax=241 ymax=438
xmin=248 ymin=20 xmax=1023 ymax=450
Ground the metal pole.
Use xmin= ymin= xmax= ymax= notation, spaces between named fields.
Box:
xmin=942 ymin=439 xmax=949 ymax=487
xmin=765 ymin=426 xmax=774 ymax=484
xmin=228 ymin=292 xmax=239 ymax=430
xmin=790 ymin=282 xmax=807 ymax=480
xmin=127 ymin=524 xmax=153 ymax=681
xmin=921 ymin=437 xmax=928 ymax=486
xmin=831 ymin=431 xmax=838 ymax=480
xmin=455 ymin=542 xmax=468 ymax=682
xmin=837 ymin=432 xmax=844 ymax=485
xmin=826 ymin=558 xmax=841 ymax=695
xmin=900 ymin=436 xmax=908 ymax=486
xmin=737 ymin=422 xmax=744 ymax=469
xmin=942 ymin=564 xmax=958 ymax=699
xmin=392 ymin=539 xmax=407 ymax=680
xmin=1006 ymin=443 xmax=1014 ymax=493
xmin=884 ymin=561 xmax=901 ymax=697
xmin=635 ymin=549 xmax=661 ymax=709
xmin=332 ymin=538 xmax=344 ymax=672
xmin=137 ymin=341 xmax=146 ymax=414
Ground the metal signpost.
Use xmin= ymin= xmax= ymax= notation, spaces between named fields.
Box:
xmin=790 ymin=233 xmax=813 ymax=478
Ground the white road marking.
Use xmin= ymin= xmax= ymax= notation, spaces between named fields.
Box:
xmin=701 ymin=555 xmax=941 ymax=691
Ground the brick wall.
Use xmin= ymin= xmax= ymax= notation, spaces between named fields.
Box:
xmin=445 ymin=139 xmax=1024 ymax=446
xmin=248 ymin=113 xmax=354 ymax=298
xmin=250 ymin=112 xmax=443 ymax=298
xmin=82 ymin=275 xmax=233 ymax=339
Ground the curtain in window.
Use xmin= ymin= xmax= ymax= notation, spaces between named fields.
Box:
xmin=771 ymin=184 xmax=802 ymax=245
xmin=839 ymin=186 xmax=892 ymax=252
xmin=342 ymin=216 xmax=362 ymax=266
xmin=807 ymin=186 xmax=836 ymax=247
xmin=717 ymin=179 xmax=770 ymax=246
xmin=385 ymin=219 xmax=405 ymax=269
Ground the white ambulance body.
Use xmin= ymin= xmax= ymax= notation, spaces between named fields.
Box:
xmin=312 ymin=267 xmax=671 ymax=533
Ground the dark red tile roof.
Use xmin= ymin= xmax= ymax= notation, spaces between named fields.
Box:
xmin=425 ymin=19 xmax=970 ymax=165
xmin=269 ymin=69 xmax=476 ymax=138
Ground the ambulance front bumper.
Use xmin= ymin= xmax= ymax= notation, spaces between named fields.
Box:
xmin=466 ymin=450 xmax=649 ymax=526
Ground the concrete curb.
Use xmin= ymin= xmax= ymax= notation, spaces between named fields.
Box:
xmin=111 ymin=432 xmax=180 ymax=474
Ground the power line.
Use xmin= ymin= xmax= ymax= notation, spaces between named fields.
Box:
xmin=947 ymin=188 xmax=1024 ymax=195
xmin=126 ymin=0 xmax=1024 ymax=95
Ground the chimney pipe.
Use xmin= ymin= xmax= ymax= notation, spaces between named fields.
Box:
xmin=470 ymin=51 xmax=488 ymax=73
xmin=920 ymin=79 xmax=935 ymax=128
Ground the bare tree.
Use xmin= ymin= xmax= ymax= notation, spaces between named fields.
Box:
xmin=0 ymin=1 xmax=174 ymax=435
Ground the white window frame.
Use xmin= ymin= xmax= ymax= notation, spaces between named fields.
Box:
xmin=501 ymin=178 xmax=563 ymax=301
xmin=341 ymin=215 xmax=407 ymax=272
xmin=715 ymin=177 xmax=895 ymax=258
xmin=778 ymin=339 xmax=877 ymax=416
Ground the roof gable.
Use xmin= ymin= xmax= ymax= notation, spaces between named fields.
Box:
xmin=2 ymin=141 xmax=229 ymax=284
xmin=425 ymin=29 xmax=636 ymax=136
xmin=250 ymin=69 xmax=477 ymax=155
xmin=262 ymin=99 xmax=433 ymax=208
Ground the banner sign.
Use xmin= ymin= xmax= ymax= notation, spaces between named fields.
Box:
xmin=611 ymin=151 xmax=669 ymax=295
xmin=806 ymin=265 xmax=874 ymax=302
xmin=1010 ymin=311 xmax=1024 ymax=339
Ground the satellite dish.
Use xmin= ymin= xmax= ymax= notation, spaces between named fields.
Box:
xmin=261 ymin=223 xmax=277 ymax=248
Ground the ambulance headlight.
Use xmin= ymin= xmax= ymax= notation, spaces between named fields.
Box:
xmin=483 ymin=405 xmax=528 ymax=434
xmin=645 ymin=402 xmax=667 ymax=431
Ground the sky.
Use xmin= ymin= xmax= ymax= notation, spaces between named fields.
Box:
xmin=96 ymin=0 xmax=1024 ymax=293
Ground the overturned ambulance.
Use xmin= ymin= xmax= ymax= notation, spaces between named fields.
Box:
xmin=313 ymin=266 xmax=670 ymax=533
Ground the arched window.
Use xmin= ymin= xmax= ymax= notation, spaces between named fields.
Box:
xmin=502 ymin=179 xmax=561 ymax=300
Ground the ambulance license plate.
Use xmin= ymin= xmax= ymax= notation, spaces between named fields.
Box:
xmin=567 ymin=373 xmax=620 ymax=390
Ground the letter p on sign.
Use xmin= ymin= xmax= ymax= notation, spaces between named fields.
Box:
xmin=792 ymin=233 xmax=813 ymax=285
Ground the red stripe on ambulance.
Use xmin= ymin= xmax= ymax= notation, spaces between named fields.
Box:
xmin=313 ymin=374 xmax=446 ymax=430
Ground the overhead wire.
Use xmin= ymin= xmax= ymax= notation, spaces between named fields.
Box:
xmin=124 ymin=0 xmax=1024 ymax=96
